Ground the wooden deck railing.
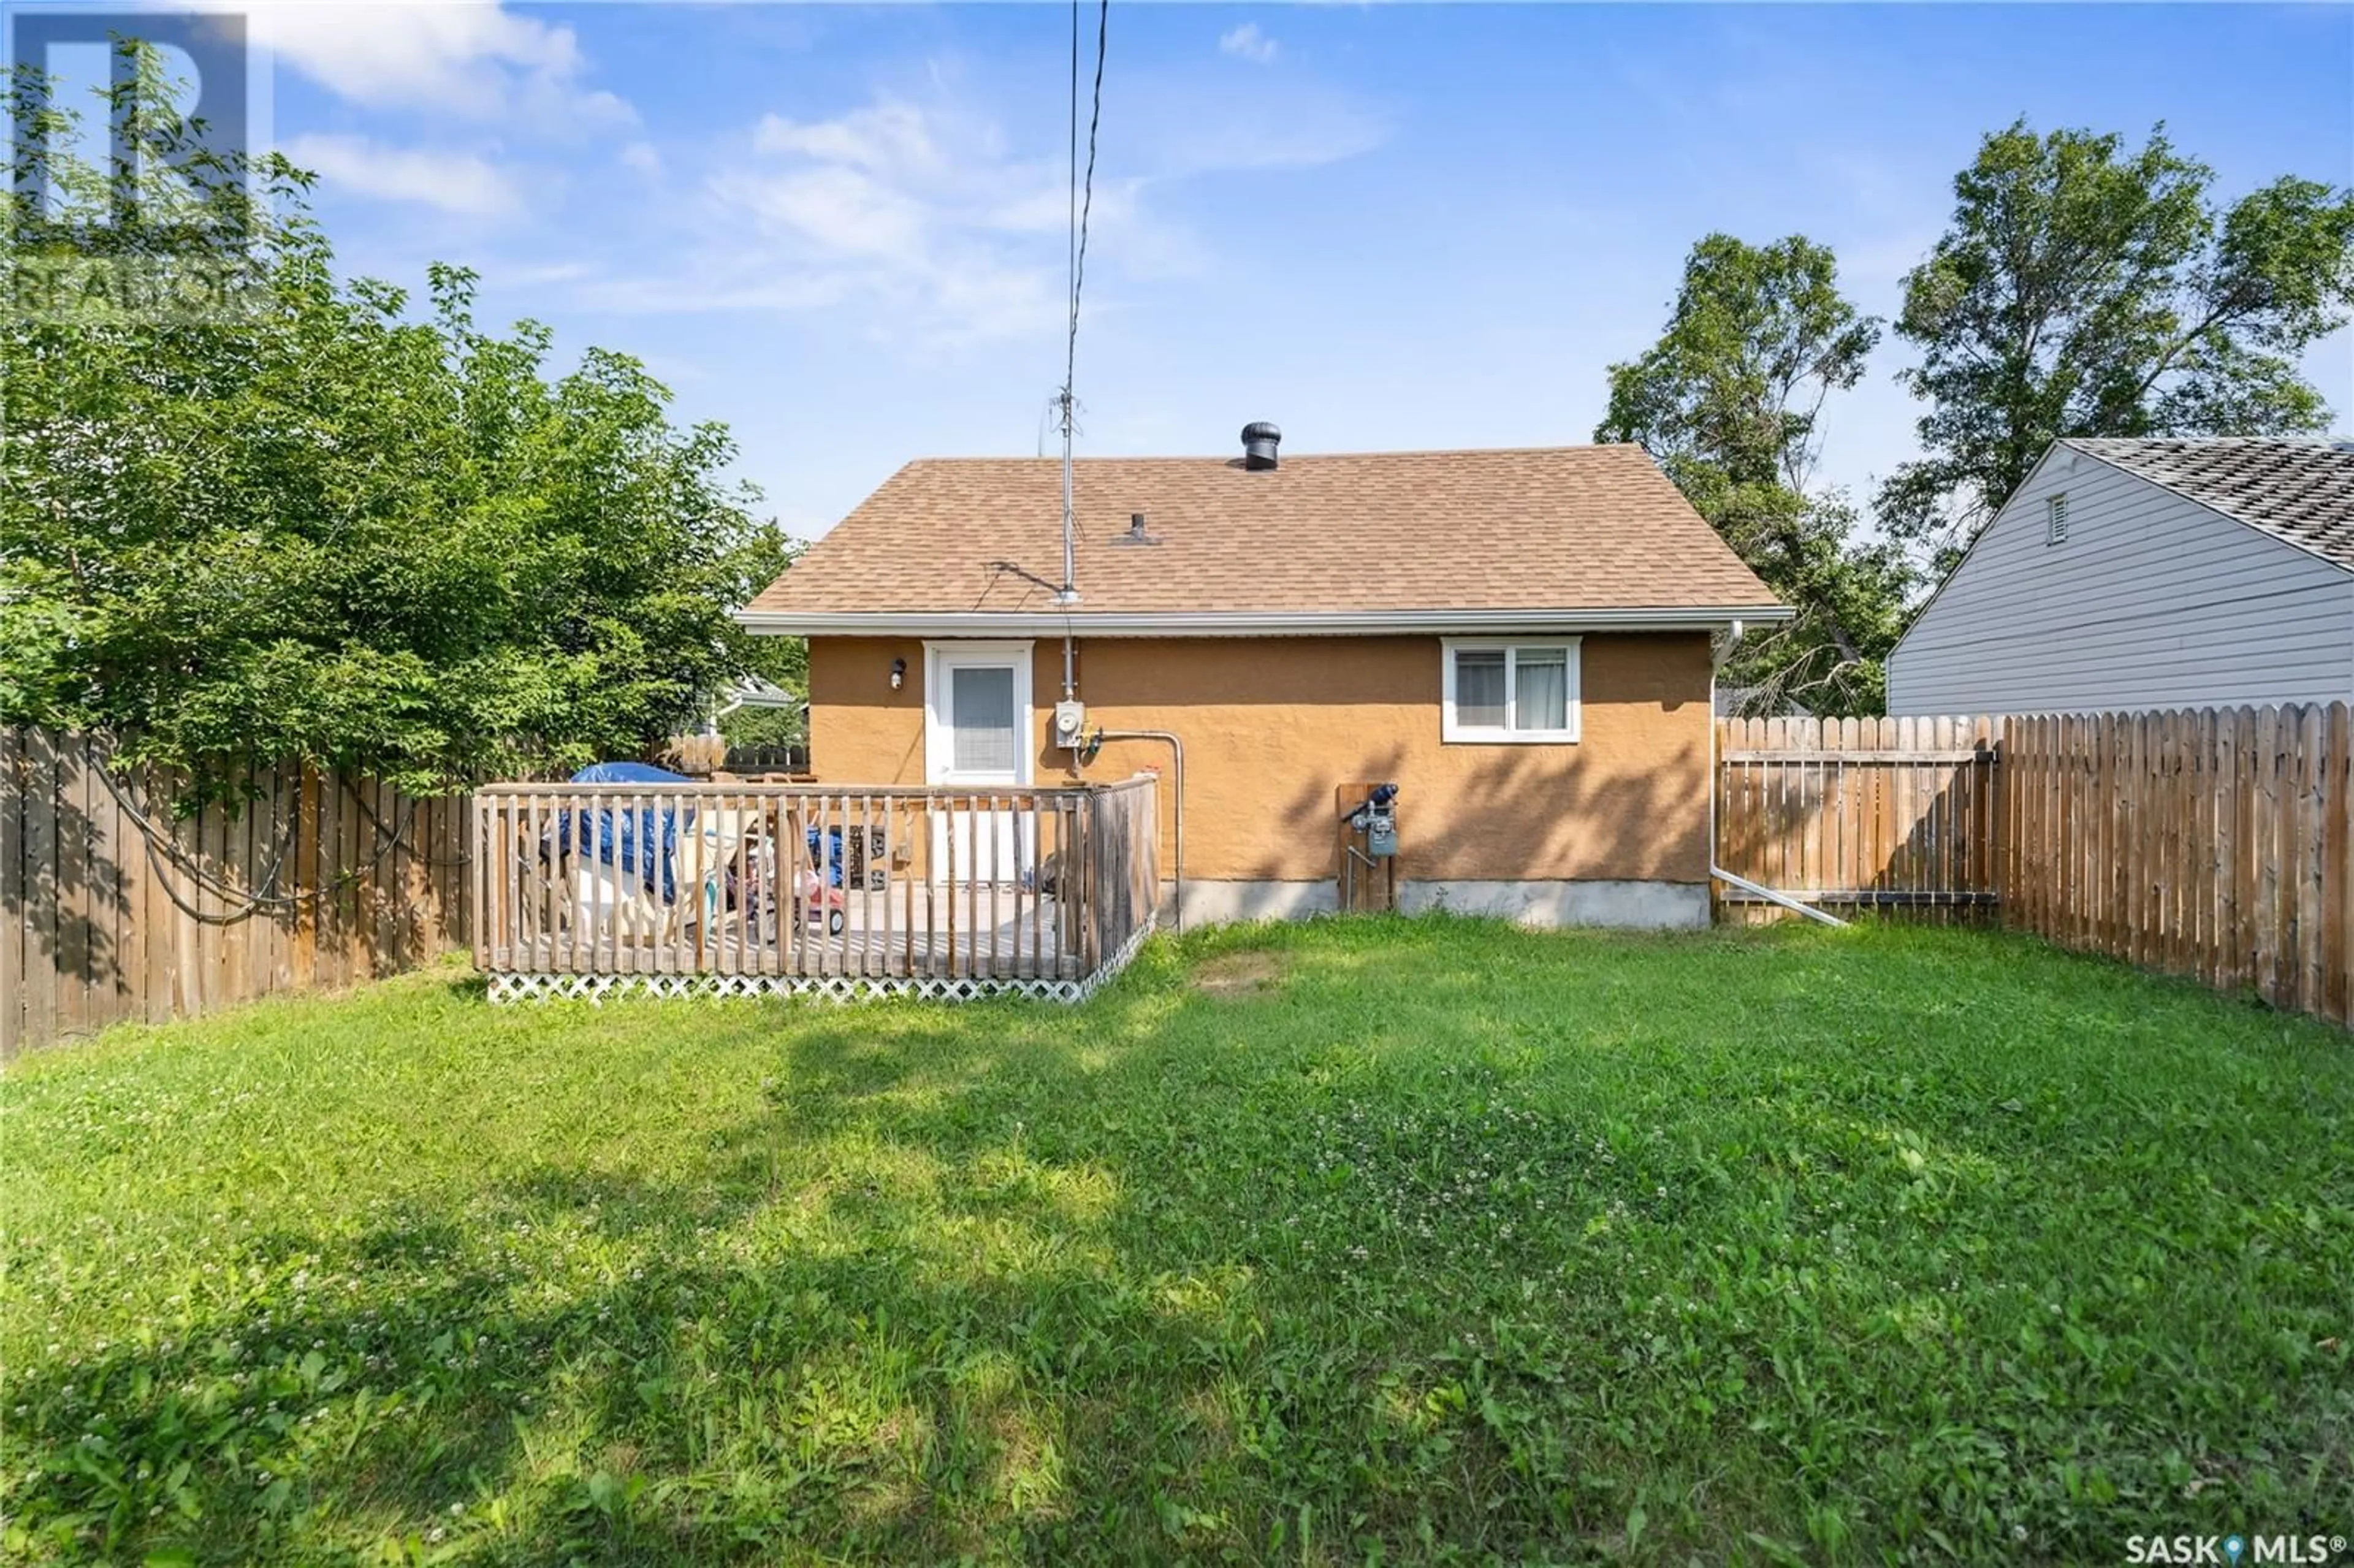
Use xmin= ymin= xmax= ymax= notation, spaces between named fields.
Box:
xmin=471 ymin=775 xmax=1159 ymax=1000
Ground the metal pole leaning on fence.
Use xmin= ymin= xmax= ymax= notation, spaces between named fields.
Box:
xmin=1705 ymin=676 xmax=1846 ymax=928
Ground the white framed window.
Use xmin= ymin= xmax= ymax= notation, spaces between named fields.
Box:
xmin=1441 ymin=637 xmax=1581 ymax=743
xmin=2046 ymin=492 xmax=2070 ymax=546
xmin=923 ymin=641 xmax=1035 ymax=785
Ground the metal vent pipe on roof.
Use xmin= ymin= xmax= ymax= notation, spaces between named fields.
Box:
xmin=1111 ymin=511 xmax=1160 ymax=546
xmin=1241 ymin=422 xmax=1281 ymax=470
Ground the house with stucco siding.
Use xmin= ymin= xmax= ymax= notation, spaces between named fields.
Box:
xmin=738 ymin=428 xmax=1788 ymax=929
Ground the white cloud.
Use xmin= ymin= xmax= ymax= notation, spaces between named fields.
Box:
xmin=243 ymin=2 xmax=633 ymax=132
xmin=280 ymin=132 xmax=520 ymax=216
xmin=620 ymin=140 xmax=663 ymax=176
xmin=576 ymin=73 xmax=1379 ymax=343
xmin=1219 ymin=24 xmax=1279 ymax=66
xmin=671 ymin=94 xmax=1085 ymax=341
xmin=495 ymin=259 xmax=593 ymax=287
xmin=753 ymin=102 xmax=941 ymax=173
xmin=719 ymin=163 xmax=929 ymax=258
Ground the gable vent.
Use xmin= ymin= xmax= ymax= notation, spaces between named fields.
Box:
xmin=2046 ymin=492 xmax=2070 ymax=546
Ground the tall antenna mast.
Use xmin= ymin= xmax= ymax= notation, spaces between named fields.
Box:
xmin=1057 ymin=389 xmax=1077 ymax=605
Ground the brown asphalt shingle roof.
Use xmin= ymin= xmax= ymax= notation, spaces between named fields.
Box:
xmin=2068 ymin=438 xmax=2354 ymax=571
xmin=748 ymin=444 xmax=1781 ymax=618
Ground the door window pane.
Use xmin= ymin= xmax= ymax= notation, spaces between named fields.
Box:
xmin=1455 ymin=649 xmax=1507 ymax=728
xmin=950 ymin=665 xmax=1016 ymax=773
xmin=1514 ymin=649 xmax=1569 ymax=731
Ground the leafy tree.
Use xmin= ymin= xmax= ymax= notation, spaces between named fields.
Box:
xmin=1881 ymin=120 xmax=2354 ymax=565
xmin=718 ymin=699 xmax=807 ymax=752
xmin=2 ymin=44 xmax=801 ymax=799
xmin=1598 ymin=234 xmax=1911 ymax=714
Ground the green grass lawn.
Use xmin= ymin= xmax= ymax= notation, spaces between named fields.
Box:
xmin=4 ymin=920 xmax=2350 ymax=1566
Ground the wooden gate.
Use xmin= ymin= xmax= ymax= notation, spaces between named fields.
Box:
xmin=1714 ymin=717 xmax=2000 ymax=923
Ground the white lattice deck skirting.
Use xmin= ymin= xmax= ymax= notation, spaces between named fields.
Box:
xmin=485 ymin=924 xmax=1151 ymax=1008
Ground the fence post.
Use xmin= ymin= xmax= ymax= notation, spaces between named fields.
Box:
xmin=2327 ymin=703 xmax=2352 ymax=1025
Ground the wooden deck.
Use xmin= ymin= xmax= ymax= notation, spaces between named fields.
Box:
xmin=473 ymin=777 xmax=1159 ymax=1001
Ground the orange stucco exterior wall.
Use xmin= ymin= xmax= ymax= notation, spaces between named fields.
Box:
xmin=805 ymin=634 xmax=1712 ymax=885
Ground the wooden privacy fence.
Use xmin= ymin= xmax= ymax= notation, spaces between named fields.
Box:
xmin=1715 ymin=717 xmax=2000 ymax=923
xmin=2003 ymin=706 xmax=2352 ymax=1025
xmin=471 ymin=774 xmax=1160 ymax=1002
xmin=15 ymin=710 xmax=2350 ymax=1041
xmin=1 ymin=729 xmax=472 ymax=1055
xmin=1717 ymin=706 xmax=2354 ymax=1028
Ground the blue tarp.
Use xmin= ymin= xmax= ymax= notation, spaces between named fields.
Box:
xmin=807 ymin=828 xmax=844 ymax=888
xmin=573 ymin=762 xmax=692 ymax=787
xmin=556 ymin=762 xmax=694 ymax=905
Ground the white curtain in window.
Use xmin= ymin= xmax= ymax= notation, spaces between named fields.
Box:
xmin=950 ymin=666 xmax=1017 ymax=773
xmin=1455 ymin=649 xmax=1507 ymax=728
xmin=1514 ymin=649 xmax=1568 ymax=731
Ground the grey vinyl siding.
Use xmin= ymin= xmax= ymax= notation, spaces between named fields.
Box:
xmin=1887 ymin=450 xmax=2354 ymax=715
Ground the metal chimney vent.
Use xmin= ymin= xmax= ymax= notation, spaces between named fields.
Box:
xmin=1241 ymin=421 xmax=1282 ymax=470
xmin=1111 ymin=511 xmax=1162 ymax=546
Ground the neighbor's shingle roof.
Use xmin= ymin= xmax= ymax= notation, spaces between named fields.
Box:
xmin=2069 ymin=438 xmax=2354 ymax=571
xmin=748 ymin=444 xmax=1780 ymax=618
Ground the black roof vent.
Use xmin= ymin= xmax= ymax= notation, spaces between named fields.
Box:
xmin=1241 ymin=421 xmax=1281 ymax=470
xmin=1111 ymin=511 xmax=1162 ymax=546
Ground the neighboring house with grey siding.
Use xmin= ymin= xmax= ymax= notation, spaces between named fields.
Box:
xmin=1887 ymin=438 xmax=2354 ymax=716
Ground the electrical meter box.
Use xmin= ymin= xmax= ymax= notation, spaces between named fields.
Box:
xmin=1053 ymin=700 xmax=1087 ymax=746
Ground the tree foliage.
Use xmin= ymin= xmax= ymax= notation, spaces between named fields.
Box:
xmin=2 ymin=45 xmax=800 ymax=799
xmin=1880 ymin=120 xmax=2354 ymax=565
xmin=1598 ymin=234 xmax=1911 ymax=714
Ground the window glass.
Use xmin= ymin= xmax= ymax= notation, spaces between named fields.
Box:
xmin=950 ymin=665 xmax=1016 ymax=773
xmin=1515 ymin=649 xmax=1569 ymax=731
xmin=1455 ymin=649 xmax=1507 ymax=729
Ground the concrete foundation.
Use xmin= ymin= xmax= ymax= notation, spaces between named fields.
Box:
xmin=1166 ymin=878 xmax=1708 ymax=931
xmin=1398 ymin=878 xmax=1708 ymax=929
xmin=1171 ymin=880 xmax=1340 ymax=924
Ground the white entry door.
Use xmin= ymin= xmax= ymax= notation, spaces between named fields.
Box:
xmin=924 ymin=644 xmax=1034 ymax=885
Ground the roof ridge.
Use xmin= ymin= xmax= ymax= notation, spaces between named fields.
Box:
xmin=897 ymin=443 xmax=1651 ymax=465
xmin=2066 ymin=435 xmax=2352 ymax=449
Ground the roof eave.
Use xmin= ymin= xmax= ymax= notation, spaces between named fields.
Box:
xmin=736 ymin=605 xmax=1796 ymax=637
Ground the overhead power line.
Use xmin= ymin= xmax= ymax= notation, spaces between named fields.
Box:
xmin=1065 ymin=0 xmax=1108 ymax=399
xmin=1054 ymin=0 xmax=1108 ymax=609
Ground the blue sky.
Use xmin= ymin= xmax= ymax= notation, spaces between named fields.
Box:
xmin=82 ymin=3 xmax=2354 ymax=536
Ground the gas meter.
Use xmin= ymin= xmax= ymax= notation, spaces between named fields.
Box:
xmin=1343 ymin=782 xmax=1400 ymax=858
xmin=1339 ymin=782 xmax=1400 ymax=913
